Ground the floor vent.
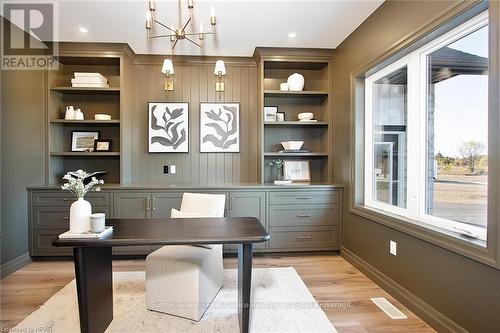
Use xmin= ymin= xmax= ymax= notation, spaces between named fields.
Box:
xmin=370 ymin=297 xmax=408 ymax=320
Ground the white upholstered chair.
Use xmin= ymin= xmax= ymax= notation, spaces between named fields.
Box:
xmin=145 ymin=192 xmax=226 ymax=321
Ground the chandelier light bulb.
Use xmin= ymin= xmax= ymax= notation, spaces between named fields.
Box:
xmin=149 ymin=0 xmax=156 ymax=12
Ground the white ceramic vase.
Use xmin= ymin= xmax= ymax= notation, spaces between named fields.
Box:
xmin=287 ymin=73 xmax=305 ymax=91
xmin=69 ymin=197 xmax=92 ymax=233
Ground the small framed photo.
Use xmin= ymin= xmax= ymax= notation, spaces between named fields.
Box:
xmin=283 ymin=160 xmax=311 ymax=182
xmin=94 ymin=139 xmax=112 ymax=152
xmin=264 ymin=106 xmax=278 ymax=122
xmin=276 ymin=112 xmax=285 ymax=122
xmin=71 ymin=131 xmax=99 ymax=152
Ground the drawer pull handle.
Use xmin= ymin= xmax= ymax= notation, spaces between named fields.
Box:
xmin=63 ymin=216 xmax=69 ymax=220
xmin=297 ymin=235 xmax=311 ymax=240
xmin=297 ymin=214 xmax=312 ymax=217
xmin=296 ymin=197 xmax=311 ymax=200
xmin=63 ymin=198 xmax=75 ymax=202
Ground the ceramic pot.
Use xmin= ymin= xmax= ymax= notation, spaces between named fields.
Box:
xmin=279 ymin=83 xmax=289 ymax=91
xmin=298 ymin=112 xmax=314 ymax=121
xmin=65 ymin=106 xmax=75 ymax=120
xmin=69 ymin=198 xmax=91 ymax=233
xmin=287 ymin=73 xmax=305 ymax=91
xmin=74 ymin=108 xmax=84 ymax=120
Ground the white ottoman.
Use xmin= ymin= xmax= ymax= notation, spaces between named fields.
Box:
xmin=146 ymin=244 xmax=224 ymax=321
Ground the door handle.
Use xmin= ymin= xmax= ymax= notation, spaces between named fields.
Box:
xmin=297 ymin=235 xmax=311 ymax=240
xmin=152 ymin=197 xmax=157 ymax=211
xmin=297 ymin=214 xmax=312 ymax=217
xmin=231 ymin=197 xmax=235 ymax=211
xmin=63 ymin=216 xmax=69 ymax=220
xmin=145 ymin=197 xmax=150 ymax=211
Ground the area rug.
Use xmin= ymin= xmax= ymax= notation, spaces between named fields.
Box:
xmin=14 ymin=267 xmax=337 ymax=333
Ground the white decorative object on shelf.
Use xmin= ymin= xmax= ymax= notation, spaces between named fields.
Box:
xmin=281 ymin=141 xmax=304 ymax=150
xmin=61 ymin=169 xmax=104 ymax=233
xmin=298 ymin=112 xmax=314 ymax=121
xmin=74 ymin=108 xmax=84 ymax=120
xmin=65 ymin=106 xmax=76 ymax=120
xmin=95 ymin=114 xmax=112 ymax=120
xmin=287 ymin=73 xmax=305 ymax=91
xmin=280 ymin=83 xmax=289 ymax=91
xmin=274 ymin=180 xmax=293 ymax=185
xmin=71 ymin=72 xmax=109 ymax=88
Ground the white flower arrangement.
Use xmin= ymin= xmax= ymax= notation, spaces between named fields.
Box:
xmin=61 ymin=169 xmax=104 ymax=198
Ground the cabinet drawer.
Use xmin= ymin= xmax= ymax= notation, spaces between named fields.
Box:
xmin=32 ymin=191 xmax=110 ymax=207
xmin=270 ymin=204 xmax=338 ymax=227
xmin=32 ymin=206 xmax=110 ymax=229
xmin=269 ymin=227 xmax=338 ymax=250
xmin=31 ymin=230 xmax=73 ymax=256
xmin=269 ymin=191 xmax=340 ymax=205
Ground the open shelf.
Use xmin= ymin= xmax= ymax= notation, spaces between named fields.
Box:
xmin=50 ymin=86 xmax=120 ymax=95
xmin=50 ymin=152 xmax=120 ymax=157
xmin=264 ymin=90 xmax=328 ymax=97
xmin=50 ymin=119 xmax=120 ymax=125
xmin=264 ymin=152 xmax=329 ymax=157
xmin=264 ymin=121 xmax=328 ymax=127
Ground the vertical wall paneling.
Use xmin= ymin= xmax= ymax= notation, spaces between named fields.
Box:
xmin=130 ymin=60 xmax=258 ymax=184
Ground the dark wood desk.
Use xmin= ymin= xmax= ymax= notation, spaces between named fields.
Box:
xmin=53 ymin=218 xmax=270 ymax=333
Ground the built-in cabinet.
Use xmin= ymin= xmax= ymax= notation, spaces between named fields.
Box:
xmin=28 ymin=186 xmax=341 ymax=256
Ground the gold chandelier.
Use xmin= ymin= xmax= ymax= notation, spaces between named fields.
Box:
xmin=145 ymin=0 xmax=216 ymax=50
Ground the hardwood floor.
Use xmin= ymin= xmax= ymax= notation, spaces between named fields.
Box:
xmin=0 ymin=253 xmax=434 ymax=332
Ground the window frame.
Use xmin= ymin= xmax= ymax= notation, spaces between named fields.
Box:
xmin=363 ymin=11 xmax=489 ymax=243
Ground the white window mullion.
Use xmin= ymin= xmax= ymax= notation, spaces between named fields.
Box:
xmin=406 ymin=54 xmax=420 ymax=217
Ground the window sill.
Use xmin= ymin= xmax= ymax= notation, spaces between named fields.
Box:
xmin=350 ymin=204 xmax=498 ymax=269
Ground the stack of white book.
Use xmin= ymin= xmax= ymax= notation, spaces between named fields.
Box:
xmin=71 ymin=72 xmax=109 ymax=88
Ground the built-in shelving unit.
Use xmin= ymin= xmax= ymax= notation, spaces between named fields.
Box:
xmin=257 ymin=50 xmax=334 ymax=183
xmin=264 ymin=121 xmax=328 ymax=127
xmin=47 ymin=55 xmax=123 ymax=184
xmin=50 ymin=119 xmax=121 ymax=125
xmin=50 ymin=152 xmax=121 ymax=157
xmin=50 ymin=86 xmax=121 ymax=94
xmin=263 ymin=90 xmax=329 ymax=97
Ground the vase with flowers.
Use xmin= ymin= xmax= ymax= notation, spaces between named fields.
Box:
xmin=61 ymin=170 xmax=104 ymax=233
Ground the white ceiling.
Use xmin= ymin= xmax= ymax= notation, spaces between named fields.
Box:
xmin=54 ymin=0 xmax=383 ymax=56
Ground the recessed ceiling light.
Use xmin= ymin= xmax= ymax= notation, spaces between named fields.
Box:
xmin=288 ymin=32 xmax=297 ymax=39
xmin=78 ymin=27 xmax=89 ymax=34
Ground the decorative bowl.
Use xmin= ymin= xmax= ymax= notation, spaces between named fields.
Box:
xmin=287 ymin=73 xmax=305 ymax=91
xmin=281 ymin=141 xmax=304 ymax=150
xmin=95 ymin=114 xmax=112 ymax=120
xmin=298 ymin=112 xmax=314 ymax=121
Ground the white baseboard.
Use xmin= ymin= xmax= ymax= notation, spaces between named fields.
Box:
xmin=341 ymin=246 xmax=467 ymax=333
xmin=1 ymin=252 xmax=31 ymax=278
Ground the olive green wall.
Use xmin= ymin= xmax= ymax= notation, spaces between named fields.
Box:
xmin=1 ymin=20 xmax=46 ymax=266
xmin=334 ymin=1 xmax=500 ymax=331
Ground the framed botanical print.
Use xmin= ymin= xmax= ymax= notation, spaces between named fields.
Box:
xmin=200 ymin=103 xmax=240 ymax=153
xmin=148 ymin=102 xmax=189 ymax=153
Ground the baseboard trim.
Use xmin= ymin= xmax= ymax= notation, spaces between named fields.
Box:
xmin=341 ymin=246 xmax=467 ymax=333
xmin=1 ymin=252 xmax=31 ymax=278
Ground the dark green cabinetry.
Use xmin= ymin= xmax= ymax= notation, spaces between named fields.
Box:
xmin=28 ymin=186 xmax=341 ymax=256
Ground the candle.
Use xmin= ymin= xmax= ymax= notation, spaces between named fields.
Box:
xmin=146 ymin=11 xmax=152 ymax=29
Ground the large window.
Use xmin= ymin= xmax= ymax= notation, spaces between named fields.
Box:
xmin=364 ymin=12 xmax=488 ymax=243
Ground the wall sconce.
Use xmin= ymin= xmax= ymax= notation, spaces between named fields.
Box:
xmin=214 ymin=60 xmax=226 ymax=92
xmin=162 ymin=59 xmax=174 ymax=91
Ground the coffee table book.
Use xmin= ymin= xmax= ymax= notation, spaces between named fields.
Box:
xmin=59 ymin=226 xmax=113 ymax=239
